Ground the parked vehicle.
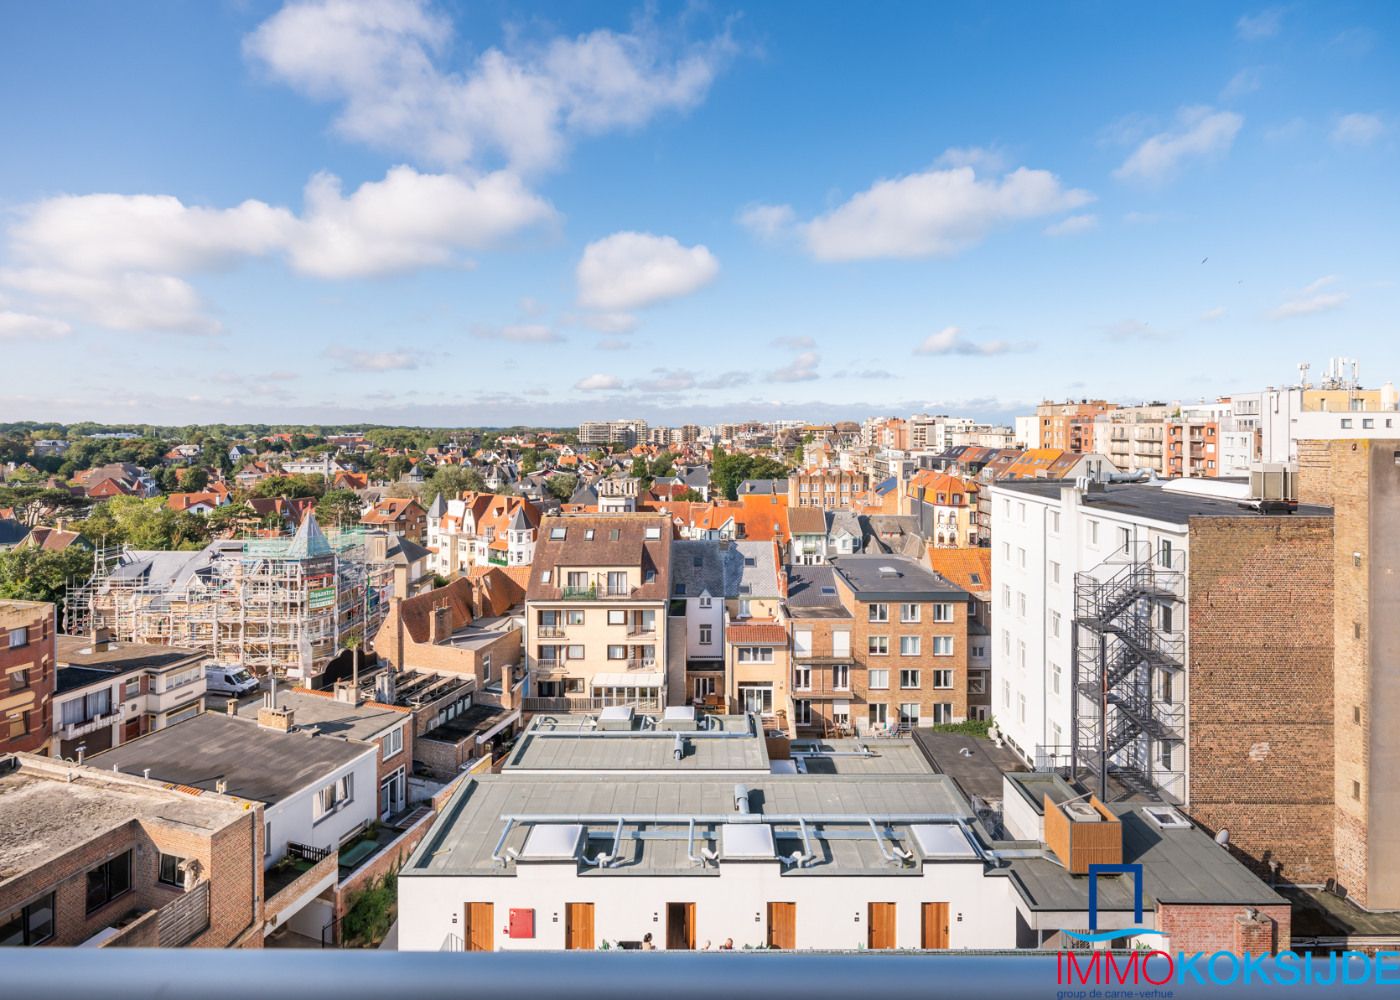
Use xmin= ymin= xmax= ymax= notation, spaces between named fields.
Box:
xmin=204 ymin=664 xmax=259 ymax=697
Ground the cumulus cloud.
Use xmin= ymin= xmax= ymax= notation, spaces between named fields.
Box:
xmin=1 ymin=166 xmax=555 ymax=333
xmin=914 ymin=326 xmax=1034 ymax=356
xmin=244 ymin=0 xmax=734 ymax=172
xmin=1331 ymin=113 xmax=1386 ymax=147
xmin=325 ymin=346 xmax=423 ymax=371
xmin=0 ymin=310 xmax=71 ymax=339
xmin=784 ymin=157 xmax=1091 ymax=261
xmin=575 ymin=231 xmax=719 ymax=312
xmin=574 ymin=311 xmax=639 ymax=335
xmin=1113 ymin=107 xmax=1243 ymax=184
xmin=767 ymin=350 xmax=820 ymax=383
xmin=1270 ymin=276 xmax=1349 ymax=319
xmin=1237 ymin=8 xmax=1283 ymax=40
xmin=736 ymin=203 xmax=796 ymax=241
xmin=575 ymin=372 xmax=625 ymax=391
xmin=1044 ymin=214 xmax=1098 ymax=237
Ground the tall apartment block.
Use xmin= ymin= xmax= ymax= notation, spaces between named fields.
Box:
xmin=1 ymin=601 xmax=56 ymax=756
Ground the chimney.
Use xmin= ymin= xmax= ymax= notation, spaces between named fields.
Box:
xmin=91 ymin=626 xmax=115 ymax=652
xmin=334 ymin=679 xmax=359 ymax=706
xmin=257 ymin=704 xmax=295 ymax=732
xmin=367 ymin=533 xmax=389 ymax=562
xmin=393 ymin=563 xmax=410 ymax=600
xmin=430 ymin=603 xmax=453 ymax=645
xmin=225 ymin=697 xmax=238 ymax=716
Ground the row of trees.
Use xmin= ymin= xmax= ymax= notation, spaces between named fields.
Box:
xmin=709 ymin=447 xmax=791 ymax=500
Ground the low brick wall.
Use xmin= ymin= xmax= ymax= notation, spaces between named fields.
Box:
xmin=99 ymin=908 xmax=160 ymax=947
xmin=331 ymin=812 xmax=437 ymax=942
xmin=1156 ymin=902 xmax=1291 ymax=954
xmin=263 ymin=851 xmax=337 ymax=928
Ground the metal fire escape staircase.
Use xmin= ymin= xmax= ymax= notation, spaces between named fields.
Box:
xmin=1071 ymin=542 xmax=1185 ymax=802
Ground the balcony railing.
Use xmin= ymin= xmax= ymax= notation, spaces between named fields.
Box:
xmin=624 ymin=658 xmax=658 ymax=672
xmin=536 ymin=626 xmax=566 ymax=639
xmin=59 ymin=710 xmax=121 ymax=740
xmin=561 ymin=586 xmax=598 ymax=600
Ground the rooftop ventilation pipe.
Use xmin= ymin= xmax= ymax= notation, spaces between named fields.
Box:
xmin=673 ymin=734 xmax=685 ymax=761
xmin=734 ymin=785 xmax=751 ymax=815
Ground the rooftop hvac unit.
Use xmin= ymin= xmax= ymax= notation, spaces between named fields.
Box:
xmin=660 ymin=705 xmax=697 ymax=731
xmin=1062 ymin=802 xmax=1102 ymax=823
xmin=596 ymin=705 xmax=636 ymax=731
xmin=1249 ymin=463 xmax=1296 ymax=502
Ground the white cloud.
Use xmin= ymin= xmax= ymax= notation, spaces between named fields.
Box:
xmin=472 ymin=322 xmax=561 ymax=343
xmin=595 ymin=337 xmax=631 ymax=351
xmin=1105 ymin=319 xmax=1168 ymax=342
xmin=1044 ymin=214 xmax=1098 ymax=237
xmin=325 ymin=346 xmax=423 ymax=371
xmin=1271 ymin=276 xmax=1349 ymax=319
xmin=575 ymin=231 xmax=719 ymax=312
xmin=1237 ymin=8 xmax=1283 ymax=41
xmin=244 ymin=0 xmax=733 ymax=172
xmin=766 ymin=351 xmax=820 ymax=382
xmin=1114 ymin=107 xmax=1243 ymax=184
xmin=771 ymin=335 xmax=815 ymax=349
xmin=796 ymin=160 xmax=1092 ymax=261
xmin=914 ymin=326 xmax=1034 ymax=356
xmin=576 ymin=311 xmax=639 ymax=335
xmin=1331 ymin=113 xmax=1386 ymax=147
xmin=0 ymin=310 xmax=71 ymax=339
xmin=1221 ymin=67 xmax=1263 ymax=103
xmin=1199 ymin=306 xmax=1228 ymax=322
xmin=1 ymin=166 xmax=554 ymax=333
xmin=288 ymin=167 xmax=555 ymax=278
xmin=634 ymin=368 xmax=698 ymax=393
xmin=575 ymin=372 xmax=625 ymax=391
xmin=935 ymin=146 xmax=1009 ymax=172
xmin=736 ymin=203 xmax=795 ymax=240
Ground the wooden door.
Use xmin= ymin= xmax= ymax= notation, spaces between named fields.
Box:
xmin=566 ymin=902 xmax=594 ymax=950
xmin=666 ymin=902 xmax=695 ymax=950
xmin=921 ymin=902 xmax=949 ymax=949
xmin=464 ymin=902 xmax=494 ymax=951
xmin=767 ymin=902 xmax=796 ymax=949
xmin=867 ymin=902 xmax=896 ymax=950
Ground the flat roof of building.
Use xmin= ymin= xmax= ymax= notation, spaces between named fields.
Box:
xmin=830 ymin=555 xmax=970 ymax=602
xmin=787 ymin=738 xmax=935 ymax=775
xmin=55 ymin=635 xmax=205 ymax=693
xmin=406 ymin=772 xmax=974 ymax=877
xmin=91 ymin=711 xmax=374 ymax=806
xmin=912 ymin=730 xmax=1028 ymax=803
xmin=1006 ymin=803 xmax=1288 ymax=912
xmin=992 ymin=479 xmax=1332 ymax=524
xmin=784 ymin=565 xmax=852 ymax=620
xmin=235 ymin=688 xmax=408 ymax=742
xmin=504 ymin=713 xmax=769 ymax=773
xmin=0 ymin=754 xmax=245 ymax=881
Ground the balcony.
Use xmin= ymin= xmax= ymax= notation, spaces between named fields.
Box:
xmin=536 ymin=626 xmax=567 ymax=639
xmin=59 ymin=710 xmax=120 ymax=740
xmin=624 ymin=657 xmax=658 ymax=672
xmin=561 ymin=586 xmax=599 ymax=600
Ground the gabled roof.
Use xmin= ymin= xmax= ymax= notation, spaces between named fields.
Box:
xmin=787 ymin=505 xmax=827 ymax=535
xmin=527 ymin=514 xmax=672 ymax=602
xmin=670 ymin=540 xmax=725 ymax=597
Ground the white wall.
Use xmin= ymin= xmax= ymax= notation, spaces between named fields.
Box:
xmin=398 ymin=857 xmax=1017 ymax=951
xmin=685 ymin=594 xmax=725 ymax=662
xmin=264 ymin=748 xmax=378 ymax=864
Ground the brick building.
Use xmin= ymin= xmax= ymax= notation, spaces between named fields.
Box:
xmin=1 ymin=601 xmax=55 ymax=756
xmin=0 ymin=752 xmax=262 ymax=948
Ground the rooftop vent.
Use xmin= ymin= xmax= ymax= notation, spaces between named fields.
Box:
xmin=720 ymin=822 xmax=775 ymax=860
xmin=1142 ymin=806 xmax=1192 ymax=830
xmin=878 ymin=565 xmax=900 ymax=577
xmin=519 ymin=824 xmax=584 ymax=861
xmin=595 ymin=705 xmax=635 ymax=731
xmin=660 ymin=706 xmax=697 ymax=732
xmin=1063 ymin=802 xmax=1102 ymax=823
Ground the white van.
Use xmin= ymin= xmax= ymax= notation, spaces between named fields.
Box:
xmin=205 ymin=664 xmax=259 ymax=697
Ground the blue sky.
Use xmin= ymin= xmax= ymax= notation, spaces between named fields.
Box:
xmin=0 ymin=1 xmax=1396 ymax=427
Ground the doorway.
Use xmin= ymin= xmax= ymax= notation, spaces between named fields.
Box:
xmin=921 ymin=902 xmax=949 ymax=949
xmin=463 ymin=902 xmax=494 ymax=951
xmin=666 ymin=902 xmax=695 ymax=950
xmin=868 ymin=902 xmax=896 ymax=950
xmin=566 ymin=902 xmax=594 ymax=950
xmin=767 ymin=902 xmax=796 ymax=949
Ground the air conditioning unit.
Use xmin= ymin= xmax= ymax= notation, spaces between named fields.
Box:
xmin=1249 ymin=463 xmax=1296 ymax=501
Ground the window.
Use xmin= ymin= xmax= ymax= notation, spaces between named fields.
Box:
xmin=1050 ymin=610 xmax=1062 ymax=639
xmin=1118 ymin=527 xmax=1132 ymax=554
xmin=869 ymin=703 xmax=889 ymax=727
xmin=566 ymin=644 xmax=585 ymax=660
xmin=1160 ymin=603 xmax=1174 ymax=633
xmin=933 ymin=669 xmax=953 ymax=689
xmin=933 ymin=636 xmax=953 ymax=656
xmin=10 ymin=669 xmax=28 ymax=691
xmin=610 ymin=529 xmax=621 ymax=541
xmin=868 ymin=636 xmax=889 ymax=656
xmin=899 ymin=636 xmax=921 ymax=656
xmin=265 ymin=821 xmax=272 ymax=857
xmin=565 ymin=571 xmax=588 ymax=590
xmin=1001 ymin=542 xmax=1010 ymax=562
xmin=738 ymin=684 xmax=773 ymax=713
xmin=8 ymin=627 xmax=29 ymax=649
xmin=1341 ymin=418 xmax=1353 ymax=429
xmin=85 ymin=851 xmax=133 ymax=914
xmin=932 ymin=703 xmax=953 ymax=725
xmin=644 ymin=526 xmax=661 ymax=539
xmin=566 ymin=610 xmax=585 ymax=626
xmin=737 ymin=646 xmax=774 ymax=663
xmin=698 ymin=624 xmax=713 ymax=645
xmin=1159 ymin=743 xmax=1173 ymax=770
xmin=968 ymin=671 xmax=985 ymax=694
xmin=933 ymin=603 xmax=954 ymax=623
xmin=1017 ymin=592 xmax=1026 ymax=617
xmin=549 ymin=526 xmax=566 ymax=540
xmin=1052 ymin=662 xmax=1062 ymax=696
xmin=1002 ymin=680 xmax=1010 ymax=707
xmin=607 ymin=610 xmax=626 ymax=625
xmin=1 ymin=892 xmax=54 ymax=946
xmin=382 ymin=725 xmax=404 ymax=759
xmin=832 ymin=664 xmax=850 ymax=690
xmin=607 ymin=571 xmax=628 ymax=595
xmin=1050 ymin=511 xmax=1061 ymax=533
xmin=1049 ymin=560 xmax=1061 ymax=584
xmin=794 ymin=699 xmax=812 ymax=725
xmin=123 ymin=676 xmax=140 ymax=700
xmin=1018 ymin=502 xmax=1027 ymax=523
xmin=899 ymin=703 xmax=920 ymax=726
xmin=699 ymin=595 xmax=712 ymax=609
xmin=899 ymin=669 xmax=920 ymax=689
xmin=158 ymin=853 xmax=186 ymax=888
xmin=1018 ymin=641 xmax=1026 ymax=670
xmin=899 ymin=603 xmax=920 ymax=623
xmin=868 ymin=603 xmax=889 ymax=623
xmin=794 ymin=665 xmax=812 ymax=691
xmin=607 ymin=645 xmax=626 ymax=660
xmin=314 ymin=775 xmax=354 ymax=820
xmin=693 ymin=676 xmax=716 ymax=700
xmin=1158 ymin=539 xmax=1173 ymax=568
xmin=868 ymin=669 xmax=889 ymax=690
xmin=1017 ymin=694 xmax=1026 ymax=724
xmin=1088 ymin=520 xmax=1099 ymax=545
xmin=1001 ymin=585 xmax=1010 ymax=610
xmin=1017 ymin=547 xmax=1027 ymax=569
xmin=482 ymin=653 xmax=491 ymax=682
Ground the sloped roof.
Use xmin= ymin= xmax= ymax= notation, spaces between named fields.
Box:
xmin=399 ymin=578 xmax=474 ymax=644
xmin=527 ymin=514 xmax=672 ymax=601
xmin=285 ymin=512 xmax=332 ymax=559
xmin=927 ymin=547 xmax=992 ymax=595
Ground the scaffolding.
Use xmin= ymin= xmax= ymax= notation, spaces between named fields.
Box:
xmin=1071 ymin=540 xmax=1185 ymax=803
xmin=65 ymin=518 xmax=394 ymax=681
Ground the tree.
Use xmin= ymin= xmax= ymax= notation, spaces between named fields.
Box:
xmin=519 ymin=449 xmax=539 ymax=475
xmin=421 ymin=466 xmax=486 ymax=507
xmin=317 ymin=489 xmax=365 ymax=528
xmin=251 ymin=474 xmax=324 ymax=499
xmin=205 ymin=502 xmax=254 ymax=534
xmin=676 ymin=488 xmax=704 ymax=502
xmin=184 ymin=466 xmax=210 ymax=492
xmin=545 ymin=473 xmax=578 ymax=502
xmin=81 ymin=495 xmax=207 ymax=550
xmin=0 ymin=545 xmax=97 ymax=619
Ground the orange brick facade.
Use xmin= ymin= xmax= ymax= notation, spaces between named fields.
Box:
xmin=1155 ymin=902 xmax=1291 ymax=954
xmin=0 ymin=602 xmax=56 ymax=756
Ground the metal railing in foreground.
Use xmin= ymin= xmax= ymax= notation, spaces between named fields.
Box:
xmin=5 ymin=948 xmax=1389 ymax=1000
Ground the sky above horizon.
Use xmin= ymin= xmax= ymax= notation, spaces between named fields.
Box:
xmin=1 ymin=0 xmax=1397 ymax=428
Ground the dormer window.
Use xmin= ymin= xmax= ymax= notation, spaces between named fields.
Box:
xmin=585 ymin=529 xmax=595 ymax=540
xmin=550 ymin=527 xmax=566 ymax=540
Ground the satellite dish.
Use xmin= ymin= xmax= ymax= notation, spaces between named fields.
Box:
xmin=1215 ymin=829 xmax=1230 ymax=847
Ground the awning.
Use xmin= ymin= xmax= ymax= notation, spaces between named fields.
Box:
xmin=475 ymin=709 xmax=521 ymax=745
xmin=592 ymin=672 xmax=664 ymax=688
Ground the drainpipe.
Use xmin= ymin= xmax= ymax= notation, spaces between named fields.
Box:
xmin=490 ymin=818 xmax=517 ymax=867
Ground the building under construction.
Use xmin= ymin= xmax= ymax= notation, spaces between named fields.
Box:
xmin=65 ymin=514 xmax=395 ymax=680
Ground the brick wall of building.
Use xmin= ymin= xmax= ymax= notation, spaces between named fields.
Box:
xmin=0 ymin=601 xmax=56 ymax=755
xmin=1155 ymin=902 xmax=1291 ymax=954
xmin=1186 ymin=516 xmax=1334 ymax=885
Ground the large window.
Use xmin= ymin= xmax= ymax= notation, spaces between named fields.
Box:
xmin=382 ymin=725 xmax=404 ymax=760
xmin=1 ymin=892 xmax=54 ymax=946
xmin=793 ymin=665 xmax=811 ymax=691
xmin=899 ymin=669 xmax=920 ymax=689
xmin=932 ymin=703 xmax=953 ymax=725
xmin=867 ymin=636 xmax=888 ymax=656
xmin=868 ymin=669 xmax=889 ymax=690
xmin=794 ymin=700 xmax=811 ymax=725
xmin=898 ymin=703 xmax=920 ymax=726
xmin=738 ymin=684 xmax=773 ymax=714
xmin=932 ymin=603 xmax=954 ymax=623
xmin=85 ymin=851 xmax=133 ymax=914
xmin=868 ymin=603 xmax=889 ymax=623
xmin=314 ymin=775 xmax=354 ymax=821
xmin=736 ymin=646 xmax=774 ymax=663
xmin=898 ymin=636 xmax=921 ymax=656
xmin=158 ymin=853 xmax=186 ymax=888
xmin=899 ymin=603 xmax=920 ymax=623
xmin=933 ymin=669 xmax=953 ymax=689
xmin=933 ymin=636 xmax=954 ymax=656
